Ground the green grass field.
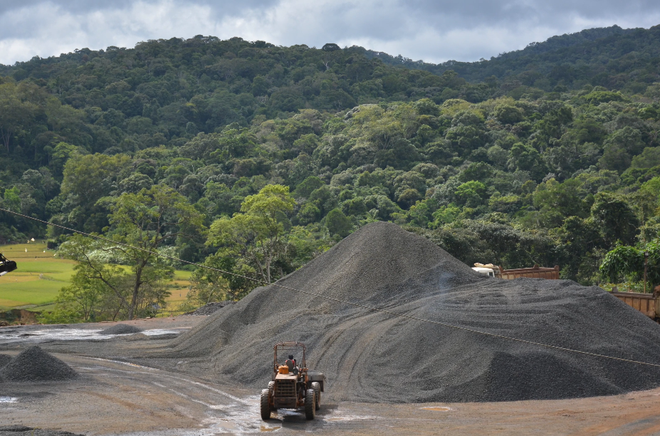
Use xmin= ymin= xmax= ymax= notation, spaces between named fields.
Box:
xmin=0 ymin=241 xmax=193 ymax=313
xmin=0 ymin=242 xmax=74 ymax=309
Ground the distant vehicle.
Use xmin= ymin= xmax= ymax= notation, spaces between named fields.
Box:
xmin=611 ymin=286 xmax=660 ymax=321
xmin=472 ymin=264 xmax=497 ymax=277
xmin=0 ymin=253 xmax=17 ymax=276
xmin=472 ymin=263 xmax=560 ymax=280
xmin=260 ymin=342 xmax=325 ymax=421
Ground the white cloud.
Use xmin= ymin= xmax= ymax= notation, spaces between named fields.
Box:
xmin=0 ymin=0 xmax=659 ymax=66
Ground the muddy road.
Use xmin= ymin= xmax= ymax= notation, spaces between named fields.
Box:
xmin=2 ymin=318 xmax=660 ymax=435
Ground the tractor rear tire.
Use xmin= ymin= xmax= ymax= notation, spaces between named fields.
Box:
xmin=311 ymin=382 xmax=321 ymax=410
xmin=260 ymin=388 xmax=271 ymax=421
xmin=305 ymin=388 xmax=316 ymax=420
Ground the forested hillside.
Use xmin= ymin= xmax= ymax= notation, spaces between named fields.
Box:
xmin=369 ymin=25 xmax=660 ymax=92
xmin=0 ymin=28 xmax=659 ymax=321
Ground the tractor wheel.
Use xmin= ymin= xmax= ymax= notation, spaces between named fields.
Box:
xmin=260 ymin=388 xmax=271 ymax=421
xmin=268 ymin=381 xmax=275 ymax=396
xmin=311 ymin=382 xmax=321 ymax=410
xmin=305 ymin=388 xmax=316 ymax=420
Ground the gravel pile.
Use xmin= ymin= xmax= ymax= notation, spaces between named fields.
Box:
xmin=0 ymin=426 xmax=83 ymax=436
xmin=0 ymin=354 xmax=11 ymax=369
xmin=161 ymin=222 xmax=660 ymax=403
xmin=186 ymin=301 xmax=235 ymax=316
xmin=0 ymin=346 xmax=78 ymax=382
xmin=99 ymin=324 xmax=143 ymax=335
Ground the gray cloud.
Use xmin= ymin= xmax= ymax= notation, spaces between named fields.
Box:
xmin=0 ymin=0 xmax=658 ymax=66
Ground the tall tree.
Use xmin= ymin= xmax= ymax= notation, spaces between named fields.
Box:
xmin=108 ymin=185 xmax=204 ymax=319
xmin=591 ymin=192 xmax=639 ymax=247
xmin=207 ymin=184 xmax=295 ymax=284
xmin=54 ymin=235 xmax=131 ymax=322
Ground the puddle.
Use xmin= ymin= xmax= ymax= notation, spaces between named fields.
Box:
xmin=0 ymin=327 xmax=183 ymax=344
xmin=0 ymin=397 xmax=18 ymax=403
xmin=323 ymin=410 xmax=378 ymax=422
xmin=197 ymin=394 xmax=266 ymax=434
xmin=326 ymin=415 xmax=378 ymax=422
xmin=141 ymin=329 xmax=180 ymax=336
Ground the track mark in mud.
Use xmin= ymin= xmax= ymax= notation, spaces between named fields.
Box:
xmin=188 ymin=380 xmax=249 ymax=405
xmin=152 ymin=381 xmax=215 ymax=408
xmin=78 ymin=356 xmax=269 ymax=434
xmin=85 ymin=356 xmax=159 ymax=371
xmin=82 ymin=356 xmax=249 ymax=405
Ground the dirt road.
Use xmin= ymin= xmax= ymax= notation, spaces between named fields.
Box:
xmin=2 ymin=318 xmax=660 ymax=435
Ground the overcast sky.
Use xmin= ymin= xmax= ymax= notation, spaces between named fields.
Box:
xmin=0 ymin=0 xmax=659 ymax=66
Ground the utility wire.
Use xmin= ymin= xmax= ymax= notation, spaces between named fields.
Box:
xmin=2 ymin=206 xmax=660 ymax=369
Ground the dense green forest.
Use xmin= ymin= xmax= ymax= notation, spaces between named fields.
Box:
xmin=369 ymin=25 xmax=660 ymax=92
xmin=1 ymin=27 xmax=659 ymax=321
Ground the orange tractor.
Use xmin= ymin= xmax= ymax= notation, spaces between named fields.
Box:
xmin=260 ymin=341 xmax=325 ymax=420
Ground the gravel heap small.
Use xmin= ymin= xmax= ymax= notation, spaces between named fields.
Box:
xmin=99 ymin=324 xmax=143 ymax=335
xmin=186 ymin=301 xmax=235 ymax=316
xmin=162 ymin=222 xmax=660 ymax=403
xmin=0 ymin=426 xmax=84 ymax=436
xmin=0 ymin=346 xmax=78 ymax=382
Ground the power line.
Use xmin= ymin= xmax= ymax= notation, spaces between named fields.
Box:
xmin=2 ymin=206 xmax=660 ymax=369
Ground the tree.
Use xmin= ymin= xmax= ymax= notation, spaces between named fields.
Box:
xmin=508 ymin=142 xmax=547 ymax=180
xmin=322 ymin=43 xmax=341 ymax=52
xmin=532 ymin=178 xmax=590 ymax=228
xmin=590 ymin=192 xmax=639 ymax=247
xmin=600 ymin=239 xmax=660 ymax=291
xmin=207 ymin=184 xmax=296 ymax=284
xmin=108 ymin=185 xmax=204 ymax=319
xmin=52 ymin=235 xmax=132 ymax=322
xmin=325 ymin=208 xmax=352 ymax=238
xmin=187 ymin=251 xmax=259 ymax=305
xmin=185 ymin=261 xmax=232 ymax=306
xmin=58 ymin=153 xmax=132 ymax=232
xmin=554 ymin=216 xmax=603 ymax=283
xmin=455 ymin=180 xmax=487 ymax=207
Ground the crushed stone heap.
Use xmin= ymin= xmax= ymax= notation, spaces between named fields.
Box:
xmin=162 ymin=222 xmax=660 ymax=403
xmin=186 ymin=301 xmax=234 ymax=316
xmin=0 ymin=354 xmax=11 ymax=369
xmin=0 ymin=426 xmax=84 ymax=436
xmin=0 ymin=346 xmax=78 ymax=382
xmin=100 ymin=324 xmax=143 ymax=335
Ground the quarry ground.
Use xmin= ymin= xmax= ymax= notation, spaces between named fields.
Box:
xmin=2 ymin=317 xmax=660 ymax=435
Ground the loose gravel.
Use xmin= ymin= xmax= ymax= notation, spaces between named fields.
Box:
xmin=0 ymin=346 xmax=78 ymax=382
xmin=0 ymin=354 xmax=11 ymax=369
xmin=186 ymin=301 xmax=235 ymax=316
xmin=158 ymin=222 xmax=660 ymax=403
xmin=99 ymin=324 xmax=143 ymax=335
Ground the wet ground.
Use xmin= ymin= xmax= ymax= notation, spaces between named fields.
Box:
xmin=2 ymin=318 xmax=660 ymax=435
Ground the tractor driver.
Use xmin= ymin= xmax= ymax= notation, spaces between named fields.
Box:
xmin=285 ymin=355 xmax=297 ymax=374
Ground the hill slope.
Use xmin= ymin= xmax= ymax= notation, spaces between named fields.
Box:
xmin=366 ymin=25 xmax=660 ymax=90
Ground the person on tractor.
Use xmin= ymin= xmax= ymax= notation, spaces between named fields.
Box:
xmin=285 ymin=355 xmax=297 ymax=374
